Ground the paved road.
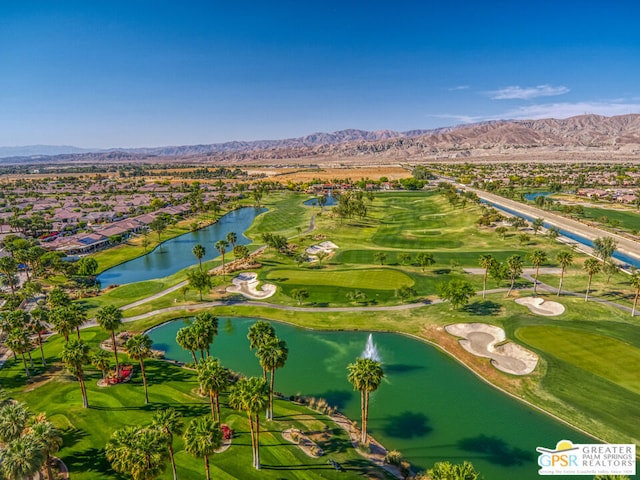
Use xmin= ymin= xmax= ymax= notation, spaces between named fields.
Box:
xmin=450 ymin=182 xmax=640 ymax=264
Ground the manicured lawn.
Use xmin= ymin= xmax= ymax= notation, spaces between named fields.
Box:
xmin=1 ymin=327 xmax=393 ymax=480
xmin=516 ymin=325 xmax=640 ymax=394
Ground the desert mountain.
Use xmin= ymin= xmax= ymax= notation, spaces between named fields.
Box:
xmin=3 ymin=114 xmax=640 ymax=164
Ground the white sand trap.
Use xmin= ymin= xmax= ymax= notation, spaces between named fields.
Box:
xmin=306 ymin=241 xmax=339 ymax=261
xmin=515 ymin=297 xmax=565 ymax=316
xmin=226 ymin=272 xmax=276 ymax=299
xmin=445 ymin=323 xmax=538 ymax=375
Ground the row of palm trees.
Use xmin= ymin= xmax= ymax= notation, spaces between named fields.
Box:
xmin=478 ymin=243 xmax=640 ymax=314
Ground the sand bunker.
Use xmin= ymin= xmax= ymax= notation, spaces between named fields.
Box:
xmin=226 ymin=272 xmax=276 ymax=299
xmin=305 ymin=241 xmax=338 ymax=261
xmin=515 ymin=297 xmax=565 ymax=316
xmin=445 ymin=323 xmax=538 ymax=375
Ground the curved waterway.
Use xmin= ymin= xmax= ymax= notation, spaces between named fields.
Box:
xmin=97 ymin=207 xmax=266 ymax=288
xmin=148 ymin=317 xmax=592 ymax=479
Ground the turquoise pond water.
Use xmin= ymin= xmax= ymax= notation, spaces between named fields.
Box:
xmin=97 ymin=207 xmax=265 ymax=288
xmin=148 ymin=317 xmax=595 ymax=479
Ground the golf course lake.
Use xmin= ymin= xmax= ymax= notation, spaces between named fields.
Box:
xmin=148 ymin=317 xmax=592 ymax=479
xmin=97 ymin=207 xmax=266 ymax=288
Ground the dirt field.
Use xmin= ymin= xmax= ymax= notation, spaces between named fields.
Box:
xmin=245 ymin=165 xmax=411 ymax=183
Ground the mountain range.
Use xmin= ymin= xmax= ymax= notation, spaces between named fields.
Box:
xmin=2 ymin=114 xmax=640 ymax=164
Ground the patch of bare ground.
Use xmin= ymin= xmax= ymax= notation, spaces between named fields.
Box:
xmin=24 ymin=365 xmax=63 ymax=392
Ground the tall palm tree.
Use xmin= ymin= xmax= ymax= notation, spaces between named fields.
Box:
xmin=95 ymin=304 xmax=123 ymax=376
xmin=478 ymin=254 xmax=495 ymax=299
xmin=0 ymin=255 xmax=18 ymax=295
xmin=529 ymin=249 xmax=548 ymax=295
xmin=61 ymin=338 xmax=90 ymax=408
xmin=197 ymin=357 xmax=230 ymax=422
xmin=228 ymin=377 xmax=269 ymax=470
xmin=193 ymin=312 xmax=218 ymax=359
xmin=247 ymin=321 xmax=276 ymax=380
xmin=583 ymin=258 xmax=601 ymax=302
xmin=176 ymin=326 xmax=199 ymax=365
xmin=6 ymin=328 xmax=32 ymax=377
xmin=91 ymin=349 xmax=111 ymax=381
xmin=151 ymin=408 xmax=183 ymax=480
xmin=106 ymin=426 xmax=167 ymax=480
xmin=192 ymin=244 xmax=206 ymax=272
xmin=0 ymin=402 xmax=29 ymax=443
xmin=257 ymin=336 xmax=288 ymax=420
xmin=226 ymin=231 xmax=237 ymax=248
xmin=29 ymin=307 xmax=48 ymax=366
xmin=0 ymin=434 xmax=46 ymax=480
xmin=125 ymin=334 xmax=153 ymax=404
xmin=506 ymin=255 xmax=523 ymax=297
xmin=555 ymin=250 xmax=574 ymax=296
xmin=27 ymin=414 xmax=63 ymax=480
xmin=347 ymin=357 xmax=384 ymax=445
xmin=183 ymin=416 xmax=222 ymax=480
xmin=67 ymin=303 xmax=87 ymax=338
xmin=49 ymin=306 xmax=75 ymax=343
xmin=214 ymin=239 xmax=230 ymax=279
xmin=630 ymin=272 xmax=640 ymax=317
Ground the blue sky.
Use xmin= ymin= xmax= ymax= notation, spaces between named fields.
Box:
xmin=2 ymin=1 xmax=640 ymax=148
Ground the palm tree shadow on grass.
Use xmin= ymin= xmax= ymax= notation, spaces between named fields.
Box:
xmin=64 ymin=447 xmax=118 ymax=477
xmin=61 ymin=427 xmax=88 ymax=449
xmin=381 ymin=411 xmax=432 ymax=439
xmin=462 ymin=300 xmax=502 ymax=316
xmin=458 ymin=435 xmax=533 ymax=466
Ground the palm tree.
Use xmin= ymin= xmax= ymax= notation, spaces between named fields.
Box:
xmin=196 ymin=357 xmax=230 ymax=422
xmin=183 ymin=416 xmax=222 ymax=480
xmin=193 ymin=312 xmax=218 ymax=359
xmin=556 ymin=250 xmax=574 ymax=296
xmin=258 ymin=336 xmax=288 ymax=420
xmin=27 ymin=414 xmax=63 ymax=480
xmin=49 ymin=306 xmax=75 ymax=343
xmin=229 ymin=377 xmax=269 ymax=470
xmin=506 ymin=254 xmax=523 ymax=297
xmin=0 ymin=435 xmax=46 ymax=480
xmin=214 ymin=239 xmax=230 ymax=278
xmin=187 ymin=269 xmax=212 ymax=301
xmin=61 ymin=338 xmax=90 ymax=408
xmin=427 ymin=460 xmax=480 ymax=480
xmin=630 ymin=272 xmax=640 ymax=317
xmin=226 ymin=231 xmax=237 ymax=248
xmin=67 ymin=303 xmax=87 ymax=338
xmin=96 ymin=304 xmax=123 ymax=376
xmin=152 ymin=408 xmax=183 ymax=480
xmin=478 ymin=254 xmax=495 ymax=299
xmin=106 ymin=426 xmax=167 ymax=480
xmin=6 ymin=328 xmax=32 ymax=377
xmin=247 ymin=321 xmax=276 ymax=379
xmin=192 ymin=244 xmax=206 ymax=272
xmin=583 ymin=258 xmax=601 ymax=302
xmin=91 ymin=349 xmax=111 ymax=381
xmin=0 ymin=402 xmax=29 ymax=443
xmin=0 ymin=255 xmax=18 ymax=295
xmin=125 ymin=334 xmax=153 ymax=404
xmin=28 ymin=307 xmax=48 ymax=366
xmin=176 ymin=326 xmax=199 ymax=365
xmin=347 ymin=357 xmax=384 ymax=445
xmin=529 ymin=249 xmax=548 ymax=295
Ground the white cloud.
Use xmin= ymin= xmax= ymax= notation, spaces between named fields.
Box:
xmin=427 ymin=114 xmax=482 ymax=123
xmin=489 ymin=85 xmax=570 ymax=100
xmin=498 ymin=101 xmax=640 ymax=120
xmin=448 ymin=85 xmax=470 ymax=91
